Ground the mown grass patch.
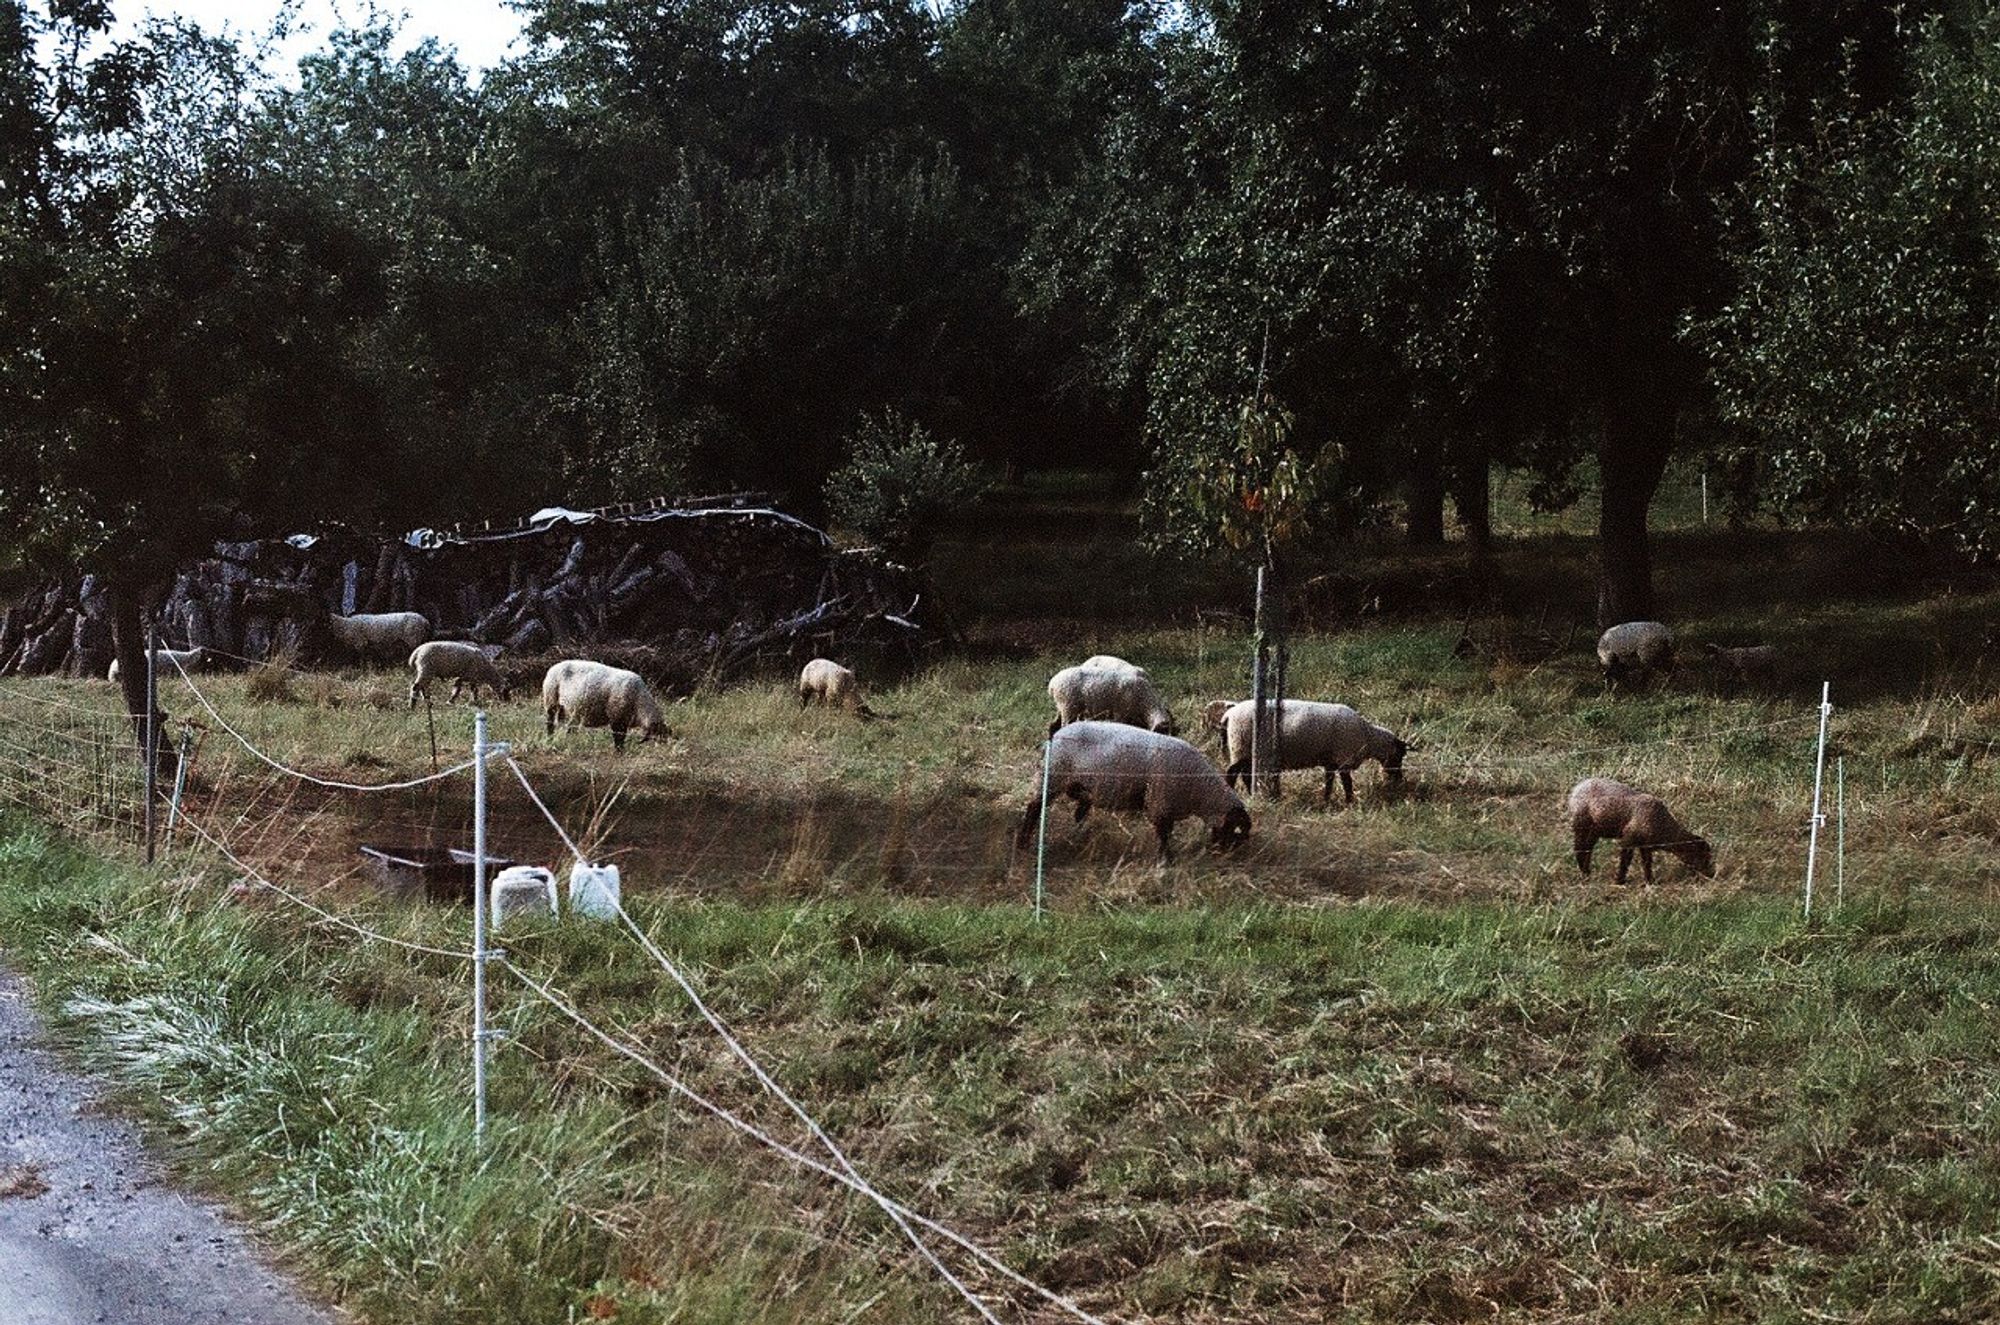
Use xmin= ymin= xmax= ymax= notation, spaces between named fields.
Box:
xmin=3 ymin=815 xmax=2000 ymax=1322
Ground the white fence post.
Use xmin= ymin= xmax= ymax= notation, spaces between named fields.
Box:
xmin=1836 ymin=755 xmax=1846 ymax=911
xmin=473 ymin=710 xmax=490 ymax=1140
xmin=1804 ymin=682 xmax=1832 ymax=919
xmin=1034 ymin=741 xmax=1051 ymax=919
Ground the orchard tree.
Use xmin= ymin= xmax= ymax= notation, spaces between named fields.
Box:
xmin=1704 ymin=13 xmax=2000 ymax=557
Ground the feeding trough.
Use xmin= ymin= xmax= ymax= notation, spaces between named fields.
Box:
xmin=359 ymin=845 xmax=513 ymax=905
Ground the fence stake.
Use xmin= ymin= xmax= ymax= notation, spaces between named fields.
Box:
xmin=1034 ymin=740 xmax=1051 ymax=919
xmin=473 ymin=710 xmax=490 ymax=1140
xmin=1701 ymin=471 xmax=1710 ymax=524
xmin=424 ymin=693 xmax=439 ymax=773
xmin=164 ymin=726 xmax=193 ymax=856
xmin=1836 ymin=755 xmax=1846 ymax=910
xmin=144 ymin=617 xmax=158 ymax=863
xmin=1804 ymin=681 xmax=1832 ymax=920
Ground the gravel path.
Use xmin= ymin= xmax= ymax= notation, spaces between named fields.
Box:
xmin=0 ymin=966 xmax=337 ymax=1325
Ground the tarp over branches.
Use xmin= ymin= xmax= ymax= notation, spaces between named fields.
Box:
xmin=0 ymin=496 xmax=935 ymax=688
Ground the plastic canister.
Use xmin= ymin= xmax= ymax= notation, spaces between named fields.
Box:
xmin=568 ymin=862 xmax=622 ymax=919
xmin=491 ymin=865 xmax=557 ymax=929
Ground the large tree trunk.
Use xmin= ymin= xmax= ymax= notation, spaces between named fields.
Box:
xmin=1406 ymin=427 xmax=1447 ymax=546
xmin=1451 ymin=456 xmax=1492 ymax=558
xmin=1595 ymin=408 xmax=1675 ymax=628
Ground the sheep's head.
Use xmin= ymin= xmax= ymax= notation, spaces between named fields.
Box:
xmin=1210 ymin=805 xmax=1252 ymax=851
xmin=1383 ymin=737 xmax=1410 ymax=785
xmin=1678 ymin=836 xmax=1716 ymax=878
xmin=639 ymin=716 xmax=672 ymax=742
xmin=1149 ymin=710 xmax=1178 ymax=736
xmin=1200 ymin=699 xmax=1235 ymax=733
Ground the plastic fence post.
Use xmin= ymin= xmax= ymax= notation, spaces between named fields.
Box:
xmin=164 ymin=726 xmax=193 ymax=856
xmin=1804 ymin=682 xmax=1832 ymax=920
xmin=1836 ymin=755 xmax=1845 ymax=911
xmin=144 ymin=618 xmax=158 ymax=863
xmin=473 ymin=710 xmax=489 ymax=1140
xmin=1034 ymin=740 xmax=1051 ymax=919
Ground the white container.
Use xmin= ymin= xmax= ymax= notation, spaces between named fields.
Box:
xmin=568 ymin=862 xmax=622 ymax=920
xmin=491 ymin=865 xmax=557 ymax=929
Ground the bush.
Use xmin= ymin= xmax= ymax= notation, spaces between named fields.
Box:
xmin=824 ymin=410 xmax=986 ymax=567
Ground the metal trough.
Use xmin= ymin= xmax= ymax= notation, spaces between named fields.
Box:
xmin=359 ymin=845 xmax=513 ymax=905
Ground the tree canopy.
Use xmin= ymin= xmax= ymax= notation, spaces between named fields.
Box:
xmin=2 ymin=0 xmax=1996 ymax=645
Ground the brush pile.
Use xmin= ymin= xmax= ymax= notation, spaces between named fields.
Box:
xmin=0 ymin=496 xmax=935 ymax=686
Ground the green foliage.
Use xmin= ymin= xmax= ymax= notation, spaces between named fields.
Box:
xmin=824 ymin=409 xmax=986 ymax=566
xmin=1150 ymin=388 xmax=1337 ymax=566
xmin=1703 ymin=14 xmax=2000 ymax=558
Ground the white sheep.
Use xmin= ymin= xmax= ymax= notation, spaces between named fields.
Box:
xmin=1047 ymin=663 xmax=1175 ymax=736
xmin=408 ymin=641 xmax=510 ymax=709
xmin=797 ymin=658 xmax=876 ymax=718
xmin=542 ymin=659 xmax=671 ymax=750
xmin=1565 ymin=777 xmax=1714 ymax=885
xmin=1218 ymin=699 xmax=1409 ymax=803
xmin=1017 ymin=720 xmax=1251 ymax=861
xmin=1597 ymin=621 xmax=1676 ymax=687
xmin=327 ymin=610 xmax=431 ymax=664
xmin=107 ymin=647 xmax=208 ymax=684
xmin=1705 ymin=643 xmax=1780 ymax=687
xmin=1080 ymin=654 xmax=1143 ymax=674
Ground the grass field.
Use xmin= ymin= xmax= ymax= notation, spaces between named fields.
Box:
xmin=0 ymin=469 xmax=1998 ymax=1322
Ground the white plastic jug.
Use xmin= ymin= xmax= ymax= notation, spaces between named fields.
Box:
xmin=491 ymin=865 xmax=557 ymax=929
xmin=568 ymin=862 xmax=622 ymax=919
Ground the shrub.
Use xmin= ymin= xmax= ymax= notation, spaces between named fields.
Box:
xmin=824 ymin=410 xmax=986 ymax=567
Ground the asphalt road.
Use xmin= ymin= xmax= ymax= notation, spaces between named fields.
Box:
xmin=0 ymin=966 xmax=336 ymax=1325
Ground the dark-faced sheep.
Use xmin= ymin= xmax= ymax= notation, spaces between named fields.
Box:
xmin=1597 ymin=621 xmax=1675 ymax=689
xmin=542 ymin=659 xmax=671 ymax=751
xmin=798 ymin=658 xmax=876 ymax=718
xmin=409 ymin=641 xmax=509 ymax=708
xmin=1565 ymin=776 xmax=1714 ymax=884
xmin=1219 ymin=699 xmax=1409 ymax=804
xmin=1018 ymin=720 xmax=1250 ymax=861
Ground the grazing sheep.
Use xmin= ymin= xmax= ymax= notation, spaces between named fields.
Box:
xmin=1219 ymin=699 xmax=1409 ymax=803
xmin=326 ymin=610 xmax=431 ymax=664
xmin=797 ymin=658 xmax=876 ymax=718
xmin=1705 ymin=643 xmax=1780 ymax=687
xmin=1597 ymin=621 xmax=1676 ymax=687
xmin=107 ymin=647 xmax=208 ymax=684
xmin=1017 ymin=720 xmax=1251 ymax=861
xmin=1565 ymin=777 xmax=1714 ymax=885
xmin=542 ymin=659 xmax=671 ymax=750
xmin=1047 ymin=663 xmax=1176 ymax=736
xmin=408 ymin=641 xmax=510 ymax=709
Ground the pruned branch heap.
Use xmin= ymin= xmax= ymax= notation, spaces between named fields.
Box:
xmin=0 ymin=496 xmax=935 ymax=686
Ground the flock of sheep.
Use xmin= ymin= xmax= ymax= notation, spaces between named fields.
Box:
xmin=129 ymin=609 xmax=1758 ymax=882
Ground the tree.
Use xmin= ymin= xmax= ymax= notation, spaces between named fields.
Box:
xmin=824 ymin=410 xmax=987 ymax=568
xmin=1031 ymin=2 xmax=1935 ymax=622
xmin=1703 ymin=13 xmax=2000 ymax=558
xmin=0 ymin=6 xmax=413 ymax=742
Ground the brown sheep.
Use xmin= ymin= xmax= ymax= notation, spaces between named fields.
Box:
xmin=1566 ymin=777 xmax=1714 ymax=885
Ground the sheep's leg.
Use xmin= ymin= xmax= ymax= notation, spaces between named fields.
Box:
xmin=1640 ymin=848 xmax=1655 ymax=885
xmin=452 ymin=678 xmax=468 ymax=702
xmin=1153 ymin=817 xmax=1175 ymax=863
xmin=1224 ymin=757 xmax=1249 ymax=791
xmin=1072 ymin=792 xmax=1092 ymax=824
xmin=1573 ymin=824 xmax=1595 ymax=874
xmin=611 ymin=726 xmax=627 ymax=752
xmin=545 ymin=705 xmax=558 ymax=736
xmin=1616 ymin=847 xmax=1634 ymax=885
xmin=1322 ymin=766 xmax=1336 ymax=803
xmin=408 ymin=677 xmax=422 ymax=711
xmin=1015 ymin=798 xmax=1043 ymax=848
xmin=799 ymin=689 xmax=811 ymax=710
xmin=1340 ymin=769 xmax=1356 ymax=804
